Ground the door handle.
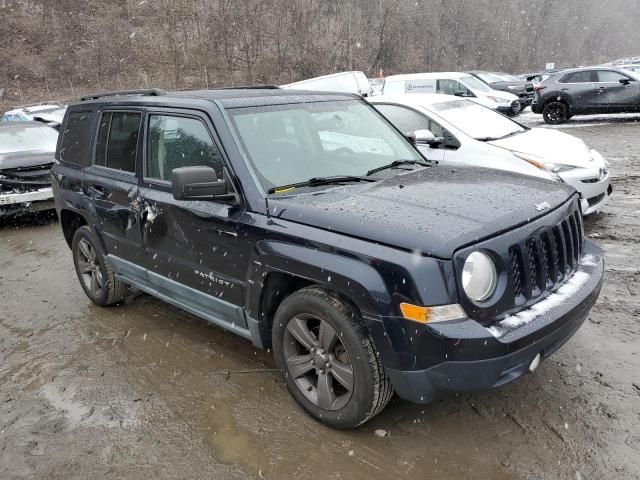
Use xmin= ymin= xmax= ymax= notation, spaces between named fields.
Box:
xmin=87 ymin=185 xmax=107 ymax=198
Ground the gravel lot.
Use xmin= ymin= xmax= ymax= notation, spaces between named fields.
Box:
xmin=1 ymin=112 xmax=639 ymax=480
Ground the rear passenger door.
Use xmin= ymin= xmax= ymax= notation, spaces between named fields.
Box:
xmin=557 ymin=71 xmax=598 ymax=111
xmin=84 ymin=110 xmax=143 ymax=264
xmin=138 ymin=109 xmax=248 ymax=319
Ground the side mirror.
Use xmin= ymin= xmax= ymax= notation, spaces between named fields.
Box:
xmin=171 ymin=166 xmax=228 ymax=200
xmin=408 ymin=129 xmax=445 ymax=147
xmin=619 ymin=78 xmax=632 ymax=85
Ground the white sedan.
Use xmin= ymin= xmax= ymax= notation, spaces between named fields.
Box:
xmin=369 ymin=94 xmax=611 ymax=215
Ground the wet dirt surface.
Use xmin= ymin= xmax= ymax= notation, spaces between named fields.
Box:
xmin=1 ymin=115 xmax=639 ymax=479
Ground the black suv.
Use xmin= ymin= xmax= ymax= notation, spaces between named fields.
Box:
xmin=532 ymin=67 xmax=640 ymax=124
xmin=467 ymin=71 xmax=535 ymax=110
xmin=51 ymin=88 xmax=604 ymax=428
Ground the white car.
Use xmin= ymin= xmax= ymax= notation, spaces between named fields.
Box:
xmin=369 ymin=93 xmax=611 ymax=215
xmin=381 ymin=72 xmax=521 ymax=116
xmin=1 ymin=102 xmax=67 ymax=128
xmin=281 ymin=71 xmax=373 ymax=97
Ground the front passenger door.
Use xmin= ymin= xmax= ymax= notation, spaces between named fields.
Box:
xmin=138 ymin=111 xmax=248 ymax=324
xmin=595 ymin=70 xmax=640 ymax=111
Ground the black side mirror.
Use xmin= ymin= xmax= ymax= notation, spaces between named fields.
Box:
xmin=619 ymin=78 xmax=632 ymax=85
xmin=171 ymin=166 xmax=228 ymax=201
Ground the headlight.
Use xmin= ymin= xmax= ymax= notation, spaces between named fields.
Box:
xmin=462 ymin=251 xmax=497 ymax=302
xmin=512 ymin=152 xmax=575 ymax=175
xmin=506 ymin=85 xmax=520 ymax=90
xmin=487 ymin=95 xmax=510 ymax=104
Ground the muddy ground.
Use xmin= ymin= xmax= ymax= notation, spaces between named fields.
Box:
xmin=1 ymin=114 xmax=639 ymax=480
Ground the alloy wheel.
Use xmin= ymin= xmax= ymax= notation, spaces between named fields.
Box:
xmin=76 ymin=238 xmax=104 ymax=296
xmin=283 ymin=313 xmax=354 ymax=411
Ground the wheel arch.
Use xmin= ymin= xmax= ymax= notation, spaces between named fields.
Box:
xmin=60 ymin=209 xmax=88 ymax=249
xmin=245 ymin=241 xmax=394 ymax=350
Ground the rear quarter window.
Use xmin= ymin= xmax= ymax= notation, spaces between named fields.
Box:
xmin=58 ymin=111 xmax=96 ymax=166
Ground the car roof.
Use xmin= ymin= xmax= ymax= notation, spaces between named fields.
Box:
xmin=368 ymin=93 xmax=462 ymax=107
xmin=384 ymin=72 xmax=469 ymax=81
xmin=75 ymin=88 xmax=360 ymax=110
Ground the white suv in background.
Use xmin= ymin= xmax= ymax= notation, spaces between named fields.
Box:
xmin=381 ymin=72 xmax=522 ymax=115
xmin=370 ymin=93 xmax=611 ymax=215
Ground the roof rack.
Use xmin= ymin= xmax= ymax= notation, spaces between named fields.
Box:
xmin=220 ymin=85 xmax=280 ymax=90
xmin=80 ymin=88 xmax=166 ymax=101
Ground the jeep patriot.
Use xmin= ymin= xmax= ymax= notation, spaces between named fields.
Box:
xmin=51 ymin=88 xmax=604 ymax=428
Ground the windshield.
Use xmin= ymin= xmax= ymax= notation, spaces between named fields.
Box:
xmin=430 ymin=99 xmax=525 ymax=140
xmin=498 ymin=73 xmax=519 ymax=81
xmin=0 ymin=125 xmax=59 ymax=154
xmin=228 ymin=100 xmax=423 ymax=193
xmin=460 ymin=75 xmax=492 ymax=92
xmin=477 ymin=72 xmax=504 ymax=83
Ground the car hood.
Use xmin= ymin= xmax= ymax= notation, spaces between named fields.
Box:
xmin=270 ymin=165 xmax=575 ymax=259
xmin=0 ymin=150 xmax=56 ymax=170
xmin=489 ymin=128 xmax=593 ymax=168
xmin=490 ymin=80 xmax=530 ymax=91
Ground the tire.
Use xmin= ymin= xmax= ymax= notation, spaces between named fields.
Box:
xmin=542 ymin=101 xmax=569 ymax=124
xmin=72 ymin=226 xmax=126 ymax=306
xmin=272 ymin=287 xmax=393 ymax=429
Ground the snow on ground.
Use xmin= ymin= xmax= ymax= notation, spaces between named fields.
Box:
xmin=518 ymin=106 xmax=640 ymax=129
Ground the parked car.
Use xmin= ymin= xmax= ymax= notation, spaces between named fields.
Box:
xmin=531 ymin=67 xmax=640 ymax=124
xmin=467 ymin=71 xmax=535 ymax=110
xmin=382 ymin=72 xmax=522 ymax=115
xmin=1 ymin=102 xmax=67 ymax=129
xmin=369 ymin=93 xmax=611 ymax=215
xmin=0 ymin=122 xmax=59 ymax=218
xmin=52 ymin=88 xmax=603 ymax=429
xmin=368 ymin=77 xmax=384 ymax=96
xmin=281 ymin=71 xmax=373 ymax=97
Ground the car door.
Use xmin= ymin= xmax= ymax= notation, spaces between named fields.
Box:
xmin=595 ymin=70 xmax=640 ymax=111
xmin=83 ymin=109 xmax=144 ymax=265
xmin=557 ymin=71 xmax=598 ymax=112
xmin=137 ymin=108 xmax=249 ymax=327
xmin=373 ymin=103 xmax=461 ymax=162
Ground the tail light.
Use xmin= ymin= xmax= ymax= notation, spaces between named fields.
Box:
xmin=534 ymin=83 xmax=546 ymax=92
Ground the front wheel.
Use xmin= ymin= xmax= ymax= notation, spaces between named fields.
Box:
xmin=72 ymin=226 xmax=126 ymax=306
xmin=542 ymin=101 xmax=569 ymax=124
xmin=272 ymin=287 xmax=393 ymax=428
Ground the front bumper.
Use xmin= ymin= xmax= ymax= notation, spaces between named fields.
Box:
xmin=374 ymin=240 xmax=603 ymax=404
xmin=0 ymin=187 xmax=55 ymax=216
xmin=560 ymin=169 xmax=611 ymax=216
xmin=496 ymin=100 xmax=521 ymax=115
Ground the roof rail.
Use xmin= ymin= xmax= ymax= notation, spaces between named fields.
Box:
xmin=220 ymin=85 xmax=280 ymax=90
xmin=80 ymin=88 xmax=165 ymax=101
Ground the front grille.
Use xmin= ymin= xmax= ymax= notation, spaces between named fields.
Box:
xmin=0 ymin=163 xmax=53 ymax=188
xmin=509 ymin=208 xmax=583 ymax=303
xmin=525 ymin=83 xmax=534 ymax=92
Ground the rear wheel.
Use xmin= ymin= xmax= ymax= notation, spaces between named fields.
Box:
xmin=72 ymin=226 xmax=126 ymax=306
xmin=542 ymin=101 xmax=569 ymax=124
xmin=272 ymin=287 xmax=393 ymax=428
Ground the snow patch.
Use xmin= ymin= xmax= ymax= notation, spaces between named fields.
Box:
xmin=488 ymin=254 xmax=598 ymax=338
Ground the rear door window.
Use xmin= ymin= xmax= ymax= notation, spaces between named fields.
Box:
xmin=95 ymin=111 xmax=142 ymax=173
xmin=559 ymin=71 xmax=594 ymax=83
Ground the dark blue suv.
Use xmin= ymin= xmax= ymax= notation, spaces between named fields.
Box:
xmin=51 ymin=88 xmax=603 ymax=428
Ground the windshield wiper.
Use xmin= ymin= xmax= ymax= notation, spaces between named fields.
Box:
xmin=267 ymin=175 xmax=376 ymax=194
xmin=366 ymin=159 xmax=430 ymax=176
xmin=476 ymin=130 xmax=525 ymax=142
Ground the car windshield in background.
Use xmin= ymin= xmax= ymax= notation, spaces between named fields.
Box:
xmin=431 ymin=99 xmax=526 ymax=140
xmin=498 ymin=73 xmax=519 ymax=81
xmin=0 ymin=125 xmax=59 ymax=154
xmin=460 ymin=75 xmax=492 ymax=92
xmin=477 ymin=72 xmax=504 ymax=83
xmin=228 ymin=100 xmax=423 ymax=193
